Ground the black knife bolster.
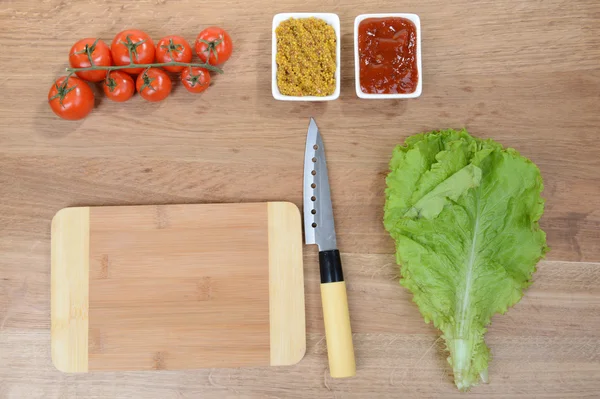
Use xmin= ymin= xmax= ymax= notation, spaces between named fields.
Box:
xmin=319 ymin=249 xmax=344 ymax=283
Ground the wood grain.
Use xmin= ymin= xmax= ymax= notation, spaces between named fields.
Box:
xmin=50 ymin=207 xmax=89 ymax=373
xmin=87 ymin=203 xmax=271 ymax=371
xmin=50 ymin=202 xmax=304 ymax=371
xmin=267 ymin=202 xmax=306 ymax=366
xmin=1 ymin=0 xmax=600 ymax=397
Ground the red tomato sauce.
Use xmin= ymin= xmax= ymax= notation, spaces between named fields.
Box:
xmin=358 ymin=17 xmax=419 ymax=94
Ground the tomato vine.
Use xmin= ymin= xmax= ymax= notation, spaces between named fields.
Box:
xmin=66 ymin=60 xmax=223 ymax=74
xmin=51 ymin=28 xmax=231 ymax=120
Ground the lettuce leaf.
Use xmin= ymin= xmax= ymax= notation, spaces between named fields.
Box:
xmin=384 ymin=129 xmax=548 ymax=391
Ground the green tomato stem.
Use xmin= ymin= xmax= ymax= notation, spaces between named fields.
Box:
xmin=66 ymin=61 xmax=223 ymax=74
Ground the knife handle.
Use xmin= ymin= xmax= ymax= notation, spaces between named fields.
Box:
xmin=319 ymin=250 xmax=356 ymax=378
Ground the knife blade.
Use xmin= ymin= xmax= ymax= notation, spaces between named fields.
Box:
xmin=303 ymin=117 xmax=356 ymax=378
xmin=303 ymin=118 xmax=337 ymax=251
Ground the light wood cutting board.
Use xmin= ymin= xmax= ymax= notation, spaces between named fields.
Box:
xmin=50 ymin=202 xmax=305 ymax=373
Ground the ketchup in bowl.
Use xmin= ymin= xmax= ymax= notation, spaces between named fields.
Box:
xmin=358 ymin=17 xmax=419 ymax=95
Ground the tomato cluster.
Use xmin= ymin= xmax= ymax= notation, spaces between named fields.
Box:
xmin=49 ymin=27 xmax=233 ymax=120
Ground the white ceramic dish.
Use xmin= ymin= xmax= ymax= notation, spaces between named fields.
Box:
xmin=272 ymin=13 xmax=341 ymax=101
xmin=354 ymin=13 xmax=422 ymax=99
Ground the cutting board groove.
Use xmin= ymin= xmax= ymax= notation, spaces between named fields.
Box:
xmin=51 ymin=202 xmax=305 ymax=372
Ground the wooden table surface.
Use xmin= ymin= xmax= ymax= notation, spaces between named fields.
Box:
xmin=1 ymin=0 xmax=599 ymax=397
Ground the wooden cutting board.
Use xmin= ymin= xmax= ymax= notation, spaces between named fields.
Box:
xmin=50 ymin=202 xmax=305 ymax=373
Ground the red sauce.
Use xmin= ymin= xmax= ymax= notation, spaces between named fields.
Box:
xmin=358 ymin=17 xmax=419 ymax=94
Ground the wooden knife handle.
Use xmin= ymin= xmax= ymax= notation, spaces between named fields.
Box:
xmin=319 ymin=249 xmax=356 ymax=378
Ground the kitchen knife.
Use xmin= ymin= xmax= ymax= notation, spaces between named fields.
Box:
xmin=303 ymin=117 xmax=356 ymax=378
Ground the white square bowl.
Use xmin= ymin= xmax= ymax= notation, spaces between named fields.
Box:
xmin=272 ymin=13 xmax=341 ymax=101
xmin=354 ymin=13 xmax=422 ymax=99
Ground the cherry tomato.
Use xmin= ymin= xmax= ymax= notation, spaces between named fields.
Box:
xmin=195 ymin=27 xmax=233 ymax=65
xmin=48 ymin=76 xmax=94 ymax=120
xmin=68 ymin=38 xmax=112 ymax=82
xmin=136 ymin=68 xmax=172 ymax=102
xmin=111 ymin=30 xmax=155 ymax=75
xmin=180 ymin=67 xmax=211 ymax=93
xmin=155 ymin=35 xmax=193 ymax=72
xmin=103 ymin=71 xmax=135 ymax=102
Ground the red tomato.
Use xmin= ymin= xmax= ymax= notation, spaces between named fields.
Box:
xmin=180 ymin=67 xmax=211 ymax=93
xmin=48 ymin=76 xmax=95 ymax=120
xmin=111 ymin=30 xmax=155 ymax=75
xmin=195 ymin=27 xmax=233 ymax=65
xmin=136 ymin=68 xmax=172 ymax=102
xmin=68 ymin=38 xmax=112 ymax=82
xmin=103 ymin=71 xmax=135 ymax=102
xmin=155 ymin=35 xmax=193 ymax=72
